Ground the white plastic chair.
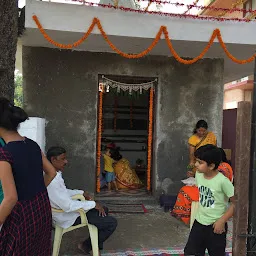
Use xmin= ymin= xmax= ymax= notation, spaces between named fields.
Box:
xmin=52 ymin=194 xmax=99 ymax=256
xmin=190 ymin=201 xmax=199 ymax=230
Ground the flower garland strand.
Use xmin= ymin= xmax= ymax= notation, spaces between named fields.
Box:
xmin=217 ymin=0 xmax=247 ymax=17
xmin=101 ymin=83 xmax=104 ymax=133
xmin=135 ymin=0 xmax=255 ymax=15
xmin=33 ymin=15 xmax=256 ymax=64
xmin=183 ymin=0 xmax=200 ymax=14
xmin=147 ymin=88 xmax=154 ymax=191
xmin=71 ymin=1 xmax=256 ymax=21
xmin=33 ymin=15 xmax=97 ymax=49
xmin=96 ymin=91 xmax=103 ymax=193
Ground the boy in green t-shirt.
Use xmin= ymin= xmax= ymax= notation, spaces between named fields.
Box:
xmin=184 ymin=144 xmax=234 ymax=256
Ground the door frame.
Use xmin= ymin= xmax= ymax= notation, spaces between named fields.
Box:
xmin=95 ymin=77 xmax=156 ymax=193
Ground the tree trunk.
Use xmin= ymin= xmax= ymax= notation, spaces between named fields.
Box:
xmin=0 ymin=0 xmax=18 ymax=102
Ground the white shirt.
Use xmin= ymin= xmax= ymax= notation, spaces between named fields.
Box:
xmin=47 ymin=172 xmax=96 ymax=229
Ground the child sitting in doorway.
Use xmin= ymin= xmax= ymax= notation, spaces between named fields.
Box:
xmin=103 ymin=146 xmax=118 ymax=191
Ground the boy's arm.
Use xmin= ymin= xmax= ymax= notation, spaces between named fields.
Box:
xmin=213 ymin=197 xmax=234 ymax=234
xmin=213 ymin=178 xmax=235 ymax=234
xmin=219 ymin=196 xmax=235 ymax=223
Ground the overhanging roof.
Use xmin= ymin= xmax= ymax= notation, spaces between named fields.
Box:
xmin=22 ymin=0 xmax=256 ymax=83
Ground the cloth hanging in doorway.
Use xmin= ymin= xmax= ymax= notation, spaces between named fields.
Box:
xmin=101 ymin=76 xmax=156 ymax=94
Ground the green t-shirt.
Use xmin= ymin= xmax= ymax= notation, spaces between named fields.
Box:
xmin=195 ymin=171 xmax=234 ymax=226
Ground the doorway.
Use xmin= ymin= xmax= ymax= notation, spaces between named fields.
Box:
xmin=96 ymin=75 xmax=156 ymax=196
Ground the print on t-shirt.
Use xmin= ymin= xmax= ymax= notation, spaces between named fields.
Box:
xmin=199 ymin=185 xmax=215 ymax=208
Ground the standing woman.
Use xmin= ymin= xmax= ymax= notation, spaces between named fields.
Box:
xmin=0 ymin=97 xmax=56 ymax=255
xmin=171 ymin=120 xmax=217 ymax=225
xmin=188 ymin=120 xmax=217 ymax=175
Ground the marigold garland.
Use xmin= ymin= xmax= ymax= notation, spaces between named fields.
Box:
xmin=33 ymin=15 xmax=256 ymax=65
xmin=147 ymin=88 xmax=154 ymax=191
xmin=96 ymin=91 xmax=103 ymax=193
xmin=102 ymin=93 xmax=104 ymax=133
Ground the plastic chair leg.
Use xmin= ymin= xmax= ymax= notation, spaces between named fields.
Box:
xmin=52 ymin=226 xmax=64 ymax=256
xmin=88 ymin=224 xmax=99 ymax=256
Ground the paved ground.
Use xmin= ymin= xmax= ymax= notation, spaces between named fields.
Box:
xmin=59 ymin=196 xmax=190 ymax=256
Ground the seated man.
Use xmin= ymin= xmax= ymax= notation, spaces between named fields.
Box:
xmin=46 ymin=146 xmax=117 ymax=255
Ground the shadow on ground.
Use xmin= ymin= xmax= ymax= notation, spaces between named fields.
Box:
xmin=59 ymin=201 xmax=189 ymax=256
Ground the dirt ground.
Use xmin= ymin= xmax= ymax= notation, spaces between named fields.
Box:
xmin=59 ymin=197 xmax=189 ymax=256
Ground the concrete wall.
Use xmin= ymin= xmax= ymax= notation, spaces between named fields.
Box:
xmin=23 ymin=46 xmax=224 ymax=195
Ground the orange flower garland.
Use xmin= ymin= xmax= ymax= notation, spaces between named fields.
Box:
xmin=33 ymin=15 xmax=256 ymax=64
xmin=147 ymin=88 xmax=154 ymax=191
xmin=96 ymin=91 xmax=103 ymax=193
xmin=102 ymin=93 xmax=104 ymax=133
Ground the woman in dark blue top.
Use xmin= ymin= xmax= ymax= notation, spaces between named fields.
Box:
xmin=0 ymin=97 xmax=56 ymax=255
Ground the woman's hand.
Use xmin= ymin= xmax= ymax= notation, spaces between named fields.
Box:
xmin=83 ymin=191 xmax=93 ymax=201
xmin=187 ymin=171 xmax=194 ymax=178
xmin=188 ymin=162 xmax=195 ymax=168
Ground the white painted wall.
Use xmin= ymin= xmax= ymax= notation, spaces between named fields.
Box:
xmin=18 ymin=117 xmax=46 ymax=153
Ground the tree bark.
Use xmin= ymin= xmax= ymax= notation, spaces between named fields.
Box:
xmin=0 ymin=0 xmax=19 ymax=101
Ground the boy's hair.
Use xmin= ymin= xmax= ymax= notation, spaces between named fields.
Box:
xmin=194 ymin=144 xmax=221 ymax=170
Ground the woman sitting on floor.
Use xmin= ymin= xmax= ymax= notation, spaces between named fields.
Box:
xmin=171 ymin=147 xmax=233 ymax=225
xmin=106 ymin=143 xmax=143 ymax=189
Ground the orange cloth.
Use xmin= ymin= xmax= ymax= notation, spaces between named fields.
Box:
xmin=171 ymin=186 xmax=199 ymax=225
xmin=218 ymin=162 xmax=233 ymax=182
xmin=172 ymin=162 xmax=233 ymax=225
xmin=114 ymin=158 xmax=143 ymax=189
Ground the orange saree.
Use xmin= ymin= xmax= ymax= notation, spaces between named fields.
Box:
xmin=114 ymin=158 xmax=143 ymax=189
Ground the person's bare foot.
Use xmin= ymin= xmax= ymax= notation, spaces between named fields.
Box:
xmin=78 ymin=243 xmax=90 ymax=255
